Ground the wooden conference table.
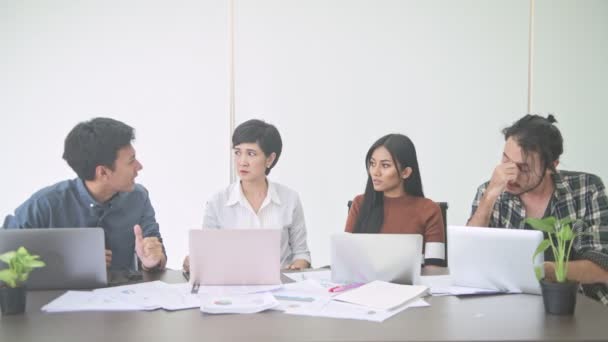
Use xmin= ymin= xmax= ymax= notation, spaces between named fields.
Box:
xmin=1 ymin=269 xmax=607 ymax=342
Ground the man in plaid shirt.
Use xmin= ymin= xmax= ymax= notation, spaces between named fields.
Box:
xmin=468 ymin=114 xmax=608 ymax=304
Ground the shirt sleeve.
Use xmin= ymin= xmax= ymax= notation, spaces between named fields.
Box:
xmin=138 ymin=188 xmax=166 ymax=258
xmin=2 ymin=196 xmax=50 ymax=229
xmin=468 ymin=182 xmax=487 ymax=223
xmin=571 ymin=175 xmax=608 ymax=302
xmin=288 ymin=195 xmax=311 ymax=264
xmin=423 ymin=201 xmax=445 ymax=266
xmin=344 ymin=195 xmax=362 ymax=233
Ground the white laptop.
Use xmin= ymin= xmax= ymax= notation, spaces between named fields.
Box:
xmin=331 ymin=233 xmax=423 ymax=285
xmin=0 ymin=228 xmax=107 ymax=290
xmin=189 ymin=229 xmax=281 ymax=285
xmin=448 ymin=225 xmax=544 ymax=294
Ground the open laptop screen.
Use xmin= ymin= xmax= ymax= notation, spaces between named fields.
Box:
xmin=448 ymin=225 xmax=544 ymax=294
xmin=331 ymin=233 xmax=423 ymax=285
xmin=0 ymin=228 xmax=107 ymax=290
xmin=189 ymin=229 xmax=281 ymax=285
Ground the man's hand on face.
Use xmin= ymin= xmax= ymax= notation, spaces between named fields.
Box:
xmin=486 ymin=162 xmax=519 ymax=199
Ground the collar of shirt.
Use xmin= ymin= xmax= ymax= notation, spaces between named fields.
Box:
xmin=74 ymin=178 xmax=122 ymax=210
xmin=225 ymin=180 xmax=282 ymax=210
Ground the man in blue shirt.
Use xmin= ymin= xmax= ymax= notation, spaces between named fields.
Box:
xmin=3 ymin=117 xmax=166 ymax=271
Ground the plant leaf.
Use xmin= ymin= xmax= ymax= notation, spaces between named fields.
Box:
xmin=559 ymin=224 xmax=574 ymax=241
xmin=533 ymin=239 xmax=551 ymax=261
xmin=558 ymin=217 xmax=574 ymax=228
xmin=526 ymin=217 xmax=556 ymax=233
xmin=0 ymin=269 xmax=18 ymax=288
xmin=0 ymin=246 xmax=45 ymax=286
xmin=0 ymin=251 xmax=16 ymax=264
xmin=28 ymin=260 xmax=45 ymax=268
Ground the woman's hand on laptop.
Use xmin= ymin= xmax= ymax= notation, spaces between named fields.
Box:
xmin=105 ymin=249 xmax=112 ymax=268
xmin=134 ymin=225 xmax=165 ymax=270
xmin=287 ymin=259 xmax=310 ymax=270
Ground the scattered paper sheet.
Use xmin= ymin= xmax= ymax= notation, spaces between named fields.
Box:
xmin=42 ymin=291 xmax=143 ymax=312
xmin=93 ymin=281 xmax=168 ymax=310
xmin=42 ymin=281 xmax=201 ymax=312
xmin=200 ymin=292 xmax=279 ymax=314
xmin=282 ymin=270 xmax=339 ymax=289
xmin=271 ymin=280 xmax=333 ymax=312
xmin=197 ymin=284 xmax=282 ymax=296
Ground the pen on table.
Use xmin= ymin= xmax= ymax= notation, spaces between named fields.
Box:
xmin=328 ymin=283 xmax=364 ymax=293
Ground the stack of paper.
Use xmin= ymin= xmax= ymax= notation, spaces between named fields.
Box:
xmin=333 ymin=280 xmax=428 ymax=310
xmin=278 ymin=279 xmax=431 ymax=322
xmin=285 ymin=297 xmax=429 ymax=322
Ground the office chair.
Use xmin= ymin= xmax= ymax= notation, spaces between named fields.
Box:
xmin=347 ymin=200 xmax=448 ymax=266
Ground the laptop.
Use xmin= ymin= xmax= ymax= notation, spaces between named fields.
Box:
xmin=331 ymin=233 xmax=423 ymax=285
xmin=448 ymin=225 xmax=544 ymax=294
xmin=0 ymin=228 xmax=107 ymax=290
xmin=189 ymin=229 xmax=281 ymax=285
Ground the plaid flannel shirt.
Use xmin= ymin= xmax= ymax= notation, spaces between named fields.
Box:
xmin=470 ymin=170 xmax=608 ymax=305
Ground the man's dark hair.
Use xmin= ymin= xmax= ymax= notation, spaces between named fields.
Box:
xmin=63 ymin=117 xmax=135 ymax=180
xmin=502 ymin=114 xmax=563 ymax=172
xmin=232 ymin=119 xmax=282 ymax=175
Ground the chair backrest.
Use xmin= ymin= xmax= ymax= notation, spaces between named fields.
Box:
xmin=347 ymin=200 xmax=449 ymax=266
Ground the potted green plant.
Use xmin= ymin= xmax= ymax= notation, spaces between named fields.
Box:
xmin=0 ymin=246 xmax=45 ymax=315
xmin=526 ymin=216 xmax=581 ymax=315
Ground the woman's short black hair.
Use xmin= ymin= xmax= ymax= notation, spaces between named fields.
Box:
xmin=62 ymin=117 xmax=135 ymax=181
xmin=502 ymin=114 xmax=563 ymax=172
xmin=232 ymin=119 xmax=282 ymax=175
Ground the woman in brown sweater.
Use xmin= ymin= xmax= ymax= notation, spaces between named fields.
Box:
xmin=345 ymin=134 xmax=445 ymax=266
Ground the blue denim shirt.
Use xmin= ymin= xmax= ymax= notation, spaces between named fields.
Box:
xmin=2 ymin=178 xmax=165 ymax=271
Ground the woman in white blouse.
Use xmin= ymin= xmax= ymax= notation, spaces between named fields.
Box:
xmin=183 ymin=119 xmax=311 ymax=271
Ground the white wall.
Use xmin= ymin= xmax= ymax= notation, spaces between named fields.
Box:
xmin=0 ymin=0 xmax=230 ymax=269
xmin=532 ymin=0 xmax=608 ymax=182
xmin=234 ymin=0 xmax=529 ymax=266
xmin=1 ymin=0 xmax=606 ymax=269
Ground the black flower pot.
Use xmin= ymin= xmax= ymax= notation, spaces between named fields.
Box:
xmin=0 ymin=286 xmax=26 ymax=315
xmin=540 ymin=279 xmax=578 ymax=315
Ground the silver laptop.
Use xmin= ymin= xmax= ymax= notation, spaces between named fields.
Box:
xmin=0 ymin=228 xmax=107 ymax=290
xmin=448 ymin=225 xmax=544 ymax=294
xmin=331 ymin=233 xmax=423 ymax=285
xmin=189 ymin=229 xmax=281 ymax=285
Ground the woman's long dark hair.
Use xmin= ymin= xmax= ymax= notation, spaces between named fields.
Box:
xmin=353 ymin=134 xmax=424 ymax=234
